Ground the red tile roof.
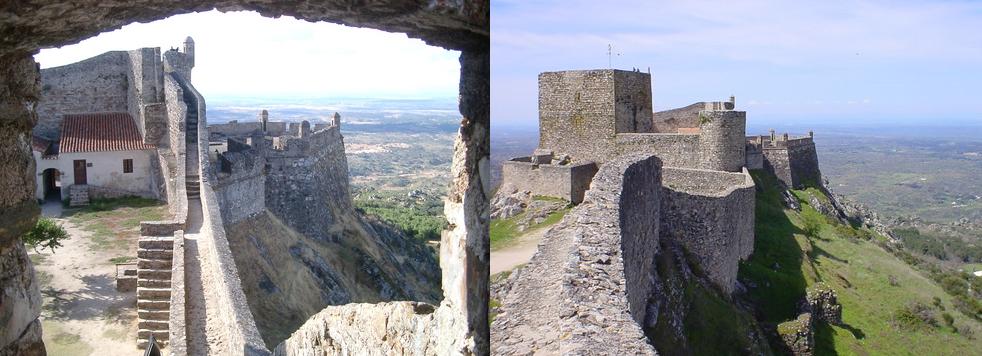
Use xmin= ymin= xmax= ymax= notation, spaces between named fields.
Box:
xmin=60 ymin=112 xmax=155 ymax=153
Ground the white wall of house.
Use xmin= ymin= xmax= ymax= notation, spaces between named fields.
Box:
xmin=33 ymin=149 xmax=156 ymax=201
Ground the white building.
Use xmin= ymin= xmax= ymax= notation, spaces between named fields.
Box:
xmin=32 ymin=112 xmax=157 ymax=204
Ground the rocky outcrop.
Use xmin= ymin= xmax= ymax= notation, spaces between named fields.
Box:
xmin=778 ymin=313 xmax=814 ymax=356
xmin=0 ymin=54 xmax=46 ymax=356
xmin=803 ymin=282 xmax=842 ymax=325
xmin=490 ymin=186 xmax=530 ymax=219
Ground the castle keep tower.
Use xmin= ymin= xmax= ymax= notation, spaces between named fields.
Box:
xmin=259 ymin=109 xmax=269 ymax=132
xmin=538 ymin=69 xmax=652 ymax=163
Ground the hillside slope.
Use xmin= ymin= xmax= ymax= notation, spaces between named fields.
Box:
xmin=739 ymin=170 xmax=982 ymax=354
xmin=225 ymin=210 xmax=441 ymax=346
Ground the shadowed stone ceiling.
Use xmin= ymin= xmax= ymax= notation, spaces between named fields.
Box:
xmin=0 ymin=0 xmax=488 ymax=58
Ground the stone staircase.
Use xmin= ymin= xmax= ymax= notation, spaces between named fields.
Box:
xmin=136 ymin=236 xmax=174 ymax=349
xmin=185 ymin=93 xmax=198 ymax=144
xmin=68 ymin=184 xmax=89 ymax=206
xmin=186 ymin=175 xmax=200 ymax=199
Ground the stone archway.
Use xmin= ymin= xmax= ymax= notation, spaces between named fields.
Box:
xmin=0 ymin=2 xmax=488 ymax=355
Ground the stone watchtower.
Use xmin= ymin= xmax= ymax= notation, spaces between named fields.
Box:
xmin=538 ymin=69 xmax=652 ymax=163
xmin=259 ymin=109 xmax=269 ymax=132
xmin=332 ymin=112 xmax=341 ymax=127
xmin=183 ymin=36 xmax=195 ymax=68
xmin=698 ymin=101 xmax=746 ymax=172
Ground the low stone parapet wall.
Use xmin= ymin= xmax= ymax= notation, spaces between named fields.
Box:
xmin=616 ymin=132 xmax=700 ymax=169
xmin=168 ymin=231 xmax=188 ymax=356
xmin=559 ymin=153 xmax=661 ymax=355
xmin=660 ymin=167 xmax=755 ymax=293
xmin=140 ymin=220 xmax=184 ymax=236
xmin=188 ymin=78 xmax=270 ymax=355
xmin=500 ymin=158 xmax=597 ymax=203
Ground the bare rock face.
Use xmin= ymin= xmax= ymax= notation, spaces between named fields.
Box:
xmin=490 ymin=185 xmax=530 ymax=219
xmin=0 ymin=54 xmax=46 ymax=356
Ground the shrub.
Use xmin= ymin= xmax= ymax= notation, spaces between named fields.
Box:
xmin=801 ymin=213 xmax=823 ymax=239
xmin=23 ymin=218 xmax=69 ymax=253
xmin=942 ymin=312 xmax=955 ymax=328
xmin=893 ymin=302 xmax=938 ymax=330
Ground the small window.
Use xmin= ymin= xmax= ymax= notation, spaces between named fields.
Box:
xmin=123 ymin=159 xmax=133 ymax=173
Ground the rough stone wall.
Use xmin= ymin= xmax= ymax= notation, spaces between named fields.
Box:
xmin=0 ymin=54 xmax=46 ymax=356
xmin=616 ymin=133 xmax=700 ymax=168
xmin=210 ymin=121 xmax=291 ymax=138
xmin=499 ymin=158 xmax=597 ymax=203
xmin=264 ymin=126 xmax=351 ymax=243
xmin=34 ymin=51 xmax=130 ymax=139
xmin=214 ymin=148 xmax=265 ymax=225
xmin=762 ymin=138 xmax=821 ymax=188
xmin=698 ymin=110 xmax=746 ymax=172
xmin=126 ymin=47 xmax=164 ymax=140
xmin=538 ymin=70 xmax=618 ymax=163
xmin=613 ymin=70 xmax=653 ymax=134
xmin=492 ymin=154 xmax=660 ymax=355
xmin=161 ymin=75 xmax=189 ymax=218
xmin=746 ymin=142 xmax=764 ymax=169
xmin=659 ymin=167 xmax=755 ymax=293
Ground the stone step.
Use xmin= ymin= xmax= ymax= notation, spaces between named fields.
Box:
xmin=137 ymin=287 xmax=171 ymax=299
xmin=137 ymin=329 xmax=170 ymax=341
xmin=137 ymin=299 xmax=169 ymax=310
xmin=137 ymin=269 xmax=171 ymax=280
xmin=137 ymin=249 xmax=173 ymax=260
xmin=137 ymin=259 xmax=172 ymax=270
xmin=137 ymin=309 xmax=170 ymax=321
xmin=137 ymin=279 xmax=171 ymax=288
xmin=137 ymin=237 xmax=174 ymax=250
xmin=138 ymin=320 xmax=169 ymax=330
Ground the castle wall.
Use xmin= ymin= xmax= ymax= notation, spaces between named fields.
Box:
xmin=762 ymin=137 xmax=821 ymax=188
xmin=35 ymin=51 xmax=131 ymax=139
xmin=161 ymin=75 xmax=188 ymax=217
xmin=659 ymin=167 xmax=755 ymax=293
xmin=745 ymin=142 xmax=764 ymax=170
xmin=186 ymin=75 xmax=270 ymax=354
xmin=500 ymin=158 xmax=598 ymax=203
xmin=214 ymin=149 xmax=265 ymax=225
xmin=698 ymin=110 xmax=746 ymax=172
xmin=209 ymin=121 xmax=289 ymax=137
xmin=615 ymin=133 xmax=700 ymax=168
xmin=264 ymin=126 xmax=352 ymax=243
xmin=126 ymin=47 xmax=164 ymax=142
xmin=562 ymin=153 xmax=661 ymax=354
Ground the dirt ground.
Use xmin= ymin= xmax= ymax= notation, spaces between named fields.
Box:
xmin=490 ymin=228 xmax=546 ymax=275
xmin=30 ymin=199 xmax=165 ymax=355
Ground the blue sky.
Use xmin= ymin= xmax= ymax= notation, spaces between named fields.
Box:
xmin=492 ymin=0 xmax=982 ymax=129
xmin=35 ymin=11 xmax=460 ymax=100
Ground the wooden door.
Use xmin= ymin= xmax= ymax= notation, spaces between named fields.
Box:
xmin=73 ymin=159 xmax=87 ymax=185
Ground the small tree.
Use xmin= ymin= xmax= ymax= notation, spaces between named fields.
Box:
xmin=23 ymin=217 xmax=69 ymax=253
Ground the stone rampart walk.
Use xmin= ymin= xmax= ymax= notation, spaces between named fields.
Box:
xmin=490 ymin=223 xmax=576 ymax=355
xmin=182 ymin=106 xmax=231 ymax=355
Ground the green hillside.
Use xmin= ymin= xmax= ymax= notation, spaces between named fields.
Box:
xmin=739 ymin=170 xmax=982 ymax=355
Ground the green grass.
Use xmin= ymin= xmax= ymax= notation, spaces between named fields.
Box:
xmin=739 ymin=169 xmax=982 ymax=355
xmin=65 ymin=197 xmax=166 ymax=251
xmin=41 ymin=321 xmax=93 ymax=356
xmin=108 ymin=256 xmax=135 ymax=264
xmin=490 ymin=205 xmax=570 ymax=250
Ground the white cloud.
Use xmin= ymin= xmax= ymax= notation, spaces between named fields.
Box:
xmin=35 ymin=10 xmax=461 ymax=99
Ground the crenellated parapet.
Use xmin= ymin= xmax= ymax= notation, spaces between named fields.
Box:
xmin=748 ymin=130 xmax=822 ymax=188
